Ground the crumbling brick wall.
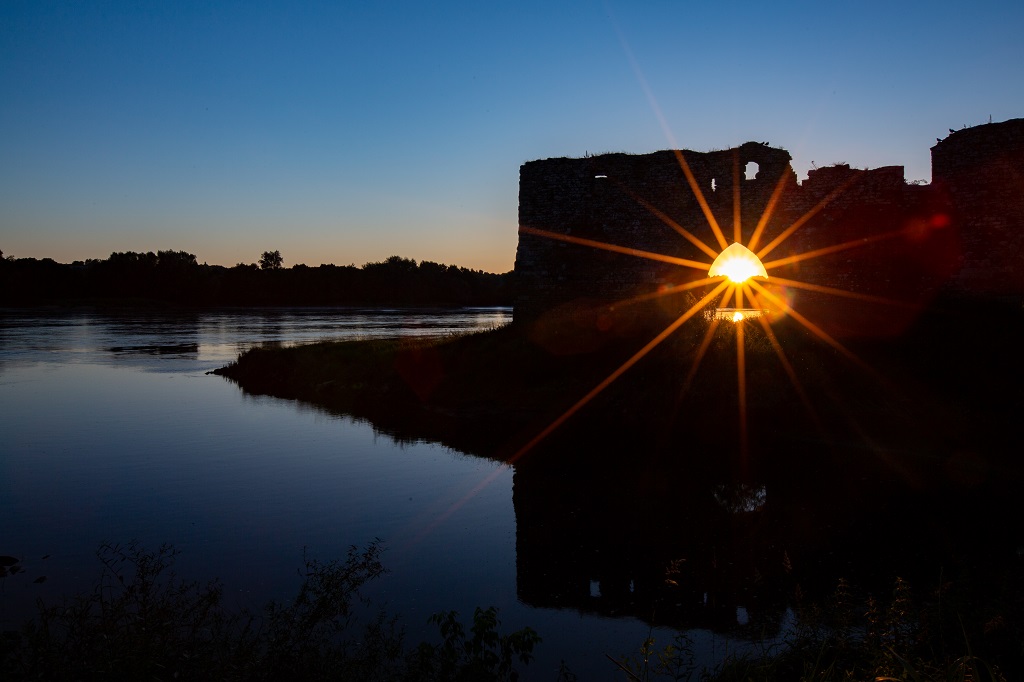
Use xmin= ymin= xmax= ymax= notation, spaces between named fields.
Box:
xmin=932 ymin=118 xmax=1024 ymax=296
xmin=515 ymin=118 xmax=1024 ymax=332
xmin=515 ymin=143 xmax=795 ymax=326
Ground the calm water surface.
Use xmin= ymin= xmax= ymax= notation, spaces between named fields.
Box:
xmin=0 ymin=308 xmax=720 ymax=679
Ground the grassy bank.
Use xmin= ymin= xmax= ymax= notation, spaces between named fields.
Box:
xmin=212 ymin=321 xmax=688 ymax=459
xmin=211 ymin=304 xmax=1014 ymax=476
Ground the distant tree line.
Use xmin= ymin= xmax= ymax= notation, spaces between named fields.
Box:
xmin=0 ymin=250 xmax=513 ymax=307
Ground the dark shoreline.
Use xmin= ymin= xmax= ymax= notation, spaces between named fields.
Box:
xmin=212 ymin=296 xmax=1024 ymax=480
xmin=212 ymin=323 xmax=614 ymax=459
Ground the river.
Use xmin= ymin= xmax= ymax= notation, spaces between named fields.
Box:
xmin=1 ymin=307 xmax=741 ymax=679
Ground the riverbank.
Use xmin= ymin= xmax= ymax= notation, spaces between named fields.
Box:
xmin=213 ymin=298 xmax=1023 ymax=482
xmin=212 ymin=322 xmax=655 ymax=459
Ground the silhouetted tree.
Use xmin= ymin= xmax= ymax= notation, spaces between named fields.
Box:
xmin=259 ymin=250 xmax=284 ymax=270
xmin=157 ymin=250 xmax=198 ymax=269
xmin=0 ymin=249 xmax=512 ymax=306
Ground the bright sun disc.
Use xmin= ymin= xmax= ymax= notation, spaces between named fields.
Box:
xmin=708 ymin=243 xmax=768 ymax=283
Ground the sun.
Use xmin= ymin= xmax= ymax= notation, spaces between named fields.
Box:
xmin=708 ymin=243 xmax=768 ymax=283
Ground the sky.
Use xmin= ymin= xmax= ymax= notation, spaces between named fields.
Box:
xmin=2 ymin=1 xmax=1022 ymax=274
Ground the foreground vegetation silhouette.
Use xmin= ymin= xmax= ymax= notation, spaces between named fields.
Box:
xmin=2 ymin=541 xmax=1014 ymax=680
xmin=0 ymin=541 xmax=544 ymax=681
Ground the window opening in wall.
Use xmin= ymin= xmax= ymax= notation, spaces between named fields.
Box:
xmin=594 ymin=174 xmax=607 ymax=179
xmin=711 ymin=178 xmax=717 ymax=192
xmin=745 ymin=162 xmax=759 ymax=181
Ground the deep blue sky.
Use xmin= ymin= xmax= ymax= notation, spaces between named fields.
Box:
xmin=3 ymin=1 xmax=1022 ymax=272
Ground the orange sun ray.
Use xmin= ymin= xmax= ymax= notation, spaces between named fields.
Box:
xmin=736 ymin=318 xmax=748 ymax=460
xmin=733 ymin=150 xmax=743 ymax=244
xmin=507 ymin=280 xmax=731 ymax=464
xmin=672 ymin=150 xmax=730 ymax=251
xmin=626 ymin=190 xmax=721 ymax=260
xmin=755 ymin=175 xmax=860 ymax=260
xmin=765 ymin=275 xmax=918 ymax=308
xmin=518 ymin=226 xmax=711 ymax=272
xmin=610 ymin=276 xmax=719 ymax=309
xmin=680 ymin=315 xmax=723 ymax=397
xmin=761 ymin=229 xmax=905 ymax=270
xmin=748 ymin=279 xmax=869 ymax=370
xmin=746 ymin=170 xmax=792 ymax=254
xmin=755 ymin=314 xmax=826 ymax=434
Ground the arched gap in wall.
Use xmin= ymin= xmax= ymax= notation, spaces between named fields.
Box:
xmin=745 ymin=162 xmax=760 ymax=181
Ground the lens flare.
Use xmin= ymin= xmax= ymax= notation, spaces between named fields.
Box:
xmin=708 ymin=243 xmax=768 ymax=283
xmin=506 ymin=146 xmax=893 ymax=471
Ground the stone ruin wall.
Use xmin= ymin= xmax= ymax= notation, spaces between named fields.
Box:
xmin=515 ymin=143 xmax=797 ymax=327
xmin=515 ymin=118 xmax=1024 ymax=333
xmin=932 ymin=118 xmax=1024 ymax=295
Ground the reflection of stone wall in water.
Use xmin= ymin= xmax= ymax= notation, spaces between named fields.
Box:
xmin=511 ymin=456 xmax=792 ymax=634
xmin=515 ymin=118 xmax=1024 ymax=333
xmin=508 ymin=434 xmax=984 ymax=633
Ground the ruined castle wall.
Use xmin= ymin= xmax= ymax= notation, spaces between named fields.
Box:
xmin=779 ymin=165 xmax=915 ymax=292
xmin=515 ymin=144 xmax=795 ymax=324
xmin=515 ymin=119 xmax=1024 ymax=330
xmin=932 ymin=118 xmax=1024 ymax=296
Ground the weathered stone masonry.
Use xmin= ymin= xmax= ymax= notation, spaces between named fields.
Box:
xmin=515 ymin=118 xmax=1024 ymax=331
xmin=932 ymin=119 xmax=1024 ymax=295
